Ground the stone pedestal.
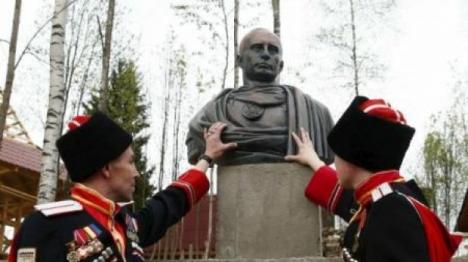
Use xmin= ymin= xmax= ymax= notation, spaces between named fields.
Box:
xmin=216 ymin=163 xmax=322 ymax=259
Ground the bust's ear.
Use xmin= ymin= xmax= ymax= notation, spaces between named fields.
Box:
xmin=236 ymin=54 xmax=242 ymax=67
xmin=279 ymin=60 xmax=284 ymax=72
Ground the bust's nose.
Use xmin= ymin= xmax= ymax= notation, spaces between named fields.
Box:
xmin=260 ymin=47 xmax=271 ymax=60
xmin=261 ymin=54 xmax=270 ymax=60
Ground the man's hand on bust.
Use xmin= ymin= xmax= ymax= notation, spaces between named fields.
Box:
xmin=194 ymin=122 xmax=238 ymax=172
xmin=284 ymin=127 xmax=325 ymax=172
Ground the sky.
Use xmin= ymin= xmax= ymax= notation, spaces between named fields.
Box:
xmin=1 ymin=0 xmax=468 ymax=181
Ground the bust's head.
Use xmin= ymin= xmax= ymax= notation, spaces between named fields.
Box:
xmin=238 ymin=28 xmax=284 ymax=85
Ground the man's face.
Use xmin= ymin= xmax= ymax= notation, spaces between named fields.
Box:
xmin=239 ymin=32 xmax=283 ymax=83
xmin=106 ymin=146 xmax=139 ymax=202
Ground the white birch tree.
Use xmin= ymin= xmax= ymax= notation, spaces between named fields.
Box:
xmin=37 ymin=0 xmax=69 ymax=204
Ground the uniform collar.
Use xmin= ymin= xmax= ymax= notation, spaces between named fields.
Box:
xmin=71 ymin=183 xmax=121 ymax=217
xmin=354 ymin=170 xmax=404 ymax=206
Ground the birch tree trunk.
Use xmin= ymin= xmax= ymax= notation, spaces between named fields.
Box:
xmin=272 ymin=0 xmax=280 ymax=83
xmin=220 ymin=0 xmax=229 ymax=90
xmin=99 ymin=0 xmax=115 ymax=112
xmin=348 ymin=0 xmax=360 ymax=96
xmin=37 ymin=0 xmax=68 ymax=204
xmin=272 ymin=0 xmax=280 ymax=37
xmin=0 ymin=0 xmax=22 ymax=146
xmin=234 ymin=0 xmax=240 ymax=89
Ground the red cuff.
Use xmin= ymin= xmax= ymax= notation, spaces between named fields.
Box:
xmin=305 ymin=165 xmax=343 ymax=212
xmin=171 ymin=169 xmax=209 ymax=209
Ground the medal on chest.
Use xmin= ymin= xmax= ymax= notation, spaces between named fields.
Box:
xmin=125 ymin=214 xmax=140 ymax=243
xmin=66 ymin=224 xmax=104 ymax=262
xmin=241 ymin=102 xmax=265 ymax=120
xmin=125 ymin=214 xmax=145 ymax=260
xmin=66 ymin=242 xmax=79 ymax=262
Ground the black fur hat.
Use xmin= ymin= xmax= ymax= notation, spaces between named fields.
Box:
xmin=56 ymin=112 xmax=133 ymax=182
xmin=327 ymin=96 xmax=415 ymax=172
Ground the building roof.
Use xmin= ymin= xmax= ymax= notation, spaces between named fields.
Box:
xmin=0 ymin=138 xmax=41 ymax=173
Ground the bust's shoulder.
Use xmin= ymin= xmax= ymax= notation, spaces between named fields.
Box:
xmin=283 ymin=85 xmax=330 ymax=110
xmin=213 ymin=88 xmax=234 ymax=100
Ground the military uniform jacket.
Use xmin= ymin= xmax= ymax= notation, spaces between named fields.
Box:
xmin=305 ymin=166 xmax=463 ymax=262
xmin=9 ymin=169 xmax=209 ymax=262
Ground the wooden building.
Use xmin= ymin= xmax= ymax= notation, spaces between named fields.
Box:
xmin=0 ymin=104 xmax=41 ymax=258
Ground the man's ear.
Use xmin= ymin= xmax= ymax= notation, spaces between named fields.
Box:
xmin=100 ymin=164 xmax=111 ymax=179
xmin=279 ymin=60 xmax=284 ymax=72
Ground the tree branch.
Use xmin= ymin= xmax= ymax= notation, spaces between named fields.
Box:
xmin=14 ymin=0 xmax=80 ymax=70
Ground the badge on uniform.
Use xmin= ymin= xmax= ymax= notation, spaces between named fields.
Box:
xmin=17 ymin=248 xmax=36 ymax=262
xmin=66 ymin=224 xmax=104 ymax=262
xmin=125 ymin=214 xmax=139 ymax=243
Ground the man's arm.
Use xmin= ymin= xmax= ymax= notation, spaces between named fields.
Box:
xmin=304 ymin=165 xmax=356 ymax=221
xmin=135 ymin=168 xmax=209 ymax=247
xmin=137 ymin=122 xmax=237 ymax=247
xmin=285 ymin=128 xmax=357 ymax=221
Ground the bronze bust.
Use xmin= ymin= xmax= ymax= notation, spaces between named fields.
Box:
xmin=186 ymin=28 xmax=334 ymax=165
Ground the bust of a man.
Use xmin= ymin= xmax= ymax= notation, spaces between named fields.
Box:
xmin=186 ymin=28 xmax=334 ymax=165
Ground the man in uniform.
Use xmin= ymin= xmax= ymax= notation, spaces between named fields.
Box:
xmin=8 ymin=112 xmax=236 ymax=262
xmin=286 ymin=96 xmax=463 ymax=261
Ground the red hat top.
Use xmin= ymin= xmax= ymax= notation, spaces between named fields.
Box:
xmin=68 ymin=115 xmax=91 ymax=131
xmin=359 ymin=99 xmax=407 ymax=125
